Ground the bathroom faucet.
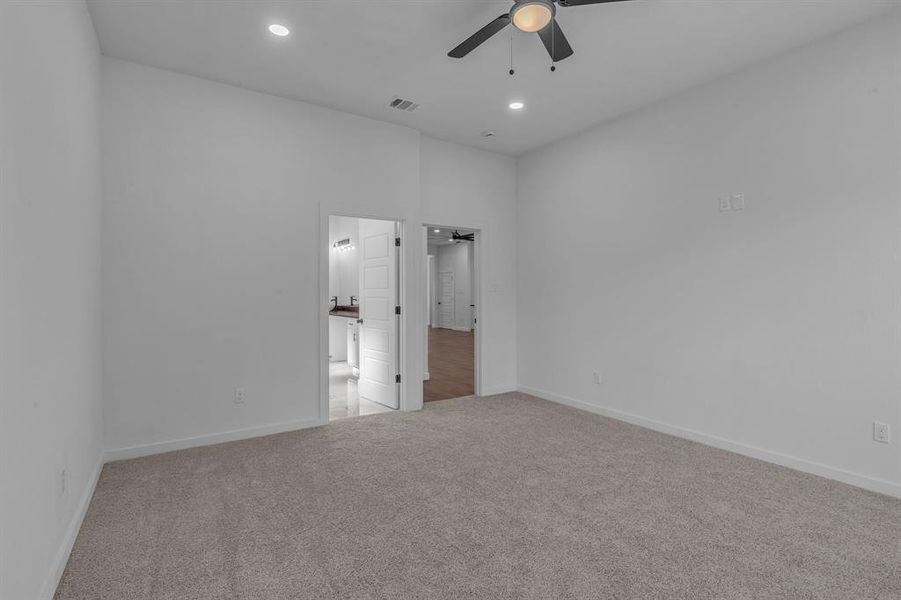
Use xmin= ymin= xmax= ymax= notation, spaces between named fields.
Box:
xmin=350 ymin=296 xmax=358 ymax=307
xmin=330 ymin=296 xmax=338 ymax=311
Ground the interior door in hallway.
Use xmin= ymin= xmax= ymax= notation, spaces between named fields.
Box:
xmin=438 ymin=271 xmax=454 ymax=329
xmin=358 ymin=218 xmax=399 ymax=410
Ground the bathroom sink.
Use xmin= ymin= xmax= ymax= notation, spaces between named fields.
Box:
xmin=329 ymin=305 xmax=359 ymax=317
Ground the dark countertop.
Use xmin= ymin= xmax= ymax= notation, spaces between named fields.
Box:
xmin=329 ymin=306 xmax=359 ymax=318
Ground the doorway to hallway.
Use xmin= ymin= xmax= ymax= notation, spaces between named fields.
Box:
xmin=423 ymin=225 xmax=477 ymax=402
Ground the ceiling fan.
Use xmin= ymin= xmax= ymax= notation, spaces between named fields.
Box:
xmin=448 ymin=0 xmax=633 ymax=63
xmin=451 ymin=230 xmax=475 ymax=242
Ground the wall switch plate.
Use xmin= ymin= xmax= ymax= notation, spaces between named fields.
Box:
xmin=874 ymin=422 xmax=890 ymax=443
xmin=719 ymin=193 xmax=745 ymax=212
xmin=593 ymin=371 xmax=602 ymax=385
xmin=234 ymin=387 xmax=245 ymax=405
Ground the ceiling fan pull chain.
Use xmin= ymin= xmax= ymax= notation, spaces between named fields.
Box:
xmin=551 ymin=18 xmax=557 ymax=71
xmin=509 ymin=32 xmax=515 ymax=76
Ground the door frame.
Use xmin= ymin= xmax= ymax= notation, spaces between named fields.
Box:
xmin=426 ymin=254 xmax=436 ymax=328
xmin=423 ymin=223 xmax=483 ymax=397
xmin=320 ymin=211 xmax=408 ymax=424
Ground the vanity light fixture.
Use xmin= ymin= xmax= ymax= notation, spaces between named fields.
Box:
xmin=332 ymin=238 xmax=354 ymax=252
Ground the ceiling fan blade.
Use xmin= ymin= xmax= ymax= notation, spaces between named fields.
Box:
xmin=537 ymin=19 xmax=574 ymax=62
xmin=448 ymin=14 xmax=511 ymax=58
xmin=557 ymin=0 xmax=633 ymax=6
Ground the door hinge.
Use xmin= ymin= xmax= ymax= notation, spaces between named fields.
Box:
xmin=395 ymin=374 xmax=401 ymax=383
xmin=395 ymin=305 xmax=401 ymax=315
xmin=395 ymin=237 xmax=401 ymax=247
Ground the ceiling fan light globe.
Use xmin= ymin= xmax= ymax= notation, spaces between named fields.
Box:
xmin=511 ymin=1 xmax=554 ymax=33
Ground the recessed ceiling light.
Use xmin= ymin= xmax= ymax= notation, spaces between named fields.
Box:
xmin=268 ymin=24 xmax=290 ymax=37
xmin=434 ymin=229 xmax=441 ymax=233
xmin=509 ymin=101 xmax=525 ymax=110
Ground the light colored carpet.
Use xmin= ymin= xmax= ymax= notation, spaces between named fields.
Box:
xmin=55 ymin=393 xmax=901 ymax=599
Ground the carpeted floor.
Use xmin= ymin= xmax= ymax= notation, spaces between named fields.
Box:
xmin=56 ymin=393 xmax=901 ymax=600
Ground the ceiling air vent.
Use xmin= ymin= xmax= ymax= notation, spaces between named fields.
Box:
xmin=387 ymin=97 xmax=420 ymax=113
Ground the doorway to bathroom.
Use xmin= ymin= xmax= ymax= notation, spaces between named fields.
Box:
xmin=328 ymin=215 xmax=401 ymax=420
xmin=423 ymin=225 xmax=479 ymax=402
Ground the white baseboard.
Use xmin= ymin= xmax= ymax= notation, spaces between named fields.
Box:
xmin=481 ymin=384 xmax=518 ymax=396
xmin=519 ymin=385 xmax=901 ymax=499
xmin=40 ymin=454 xmax=104 ymax=600
xmin=104 ymin=417 xmax=323 ymax=462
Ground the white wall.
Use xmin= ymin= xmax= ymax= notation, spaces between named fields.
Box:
xmin=420 ymin=137 xmax=518 ymax=395
xmin=517 ymin=15 xmax=901 ymax=495
xmin=328 ymin=215 xmax=360 ymax=305
xmin=436 ymin=243 xmax=473 ymax=330
xmin=101 ymin=60 xmax=518 ymax=453
xmin=0 ymin=2 xmax=104 ymax=598
xmin=101 ymin=58 xmax=422 ymax=451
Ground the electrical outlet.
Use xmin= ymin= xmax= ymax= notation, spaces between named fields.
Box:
xmin=874 ymin=422 xmax=890 ymax=444
xmin=592 ymin=371 xmax=602 ymax=385
xmin=234 ymin=387 xmax=245 ymax=405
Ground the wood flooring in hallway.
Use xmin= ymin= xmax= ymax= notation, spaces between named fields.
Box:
xmin=423 ymin=327 xmax=474 ymax=402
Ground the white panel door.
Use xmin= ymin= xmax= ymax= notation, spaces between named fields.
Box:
xmin=438 ymin=271 xmax=455 ymax=329
xmin=358 ymin=219 xmax=398 ymax=409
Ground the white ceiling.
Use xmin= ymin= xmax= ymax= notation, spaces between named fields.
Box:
xmin=86 ymin=0 xmax=896 ymax=156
